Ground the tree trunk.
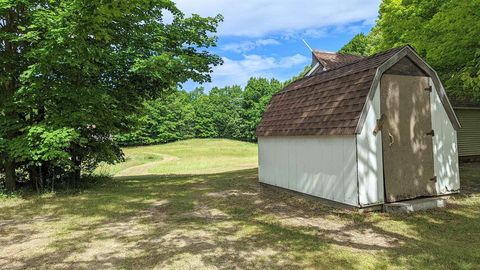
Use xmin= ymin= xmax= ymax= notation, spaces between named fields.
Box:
xmin=73 ymin=167 xmax=81 ymax=187
xmin=29 ymin=166 xmax=39 ymax=191
xmin=39 ymin=165 xmax=44 ymax=189
xmin=4 ymin=161 xmax=16 ymax=192
xmin=51 ymin=167 xmax=55 ymax=192
xmin=72 ymin=155 xmax=82 ymax=188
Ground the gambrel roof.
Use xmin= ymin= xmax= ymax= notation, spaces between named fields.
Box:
xmin=256 ymin=46 xmax=460 ymax=137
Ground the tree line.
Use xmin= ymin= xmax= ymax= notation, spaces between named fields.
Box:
xmin=115 ymin=78 xmax=284 ymax=146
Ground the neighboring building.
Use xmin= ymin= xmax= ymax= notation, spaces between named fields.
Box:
xmin=256 ymin=46 xmax=461 ymax=208
xmin=452 ymin=100 xmax=480 ymax=160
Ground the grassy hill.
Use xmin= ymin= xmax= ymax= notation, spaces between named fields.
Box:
xmin=97 ymin=139 xmax=258 ymax=176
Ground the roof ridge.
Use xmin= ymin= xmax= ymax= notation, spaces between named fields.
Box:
xmin=310 ymin=45 xmax=407 ymax=77
xmin=313 ymin=50 xmax=336 ymax=54
xmin=314 ymin=50 xmax=364 ymax=58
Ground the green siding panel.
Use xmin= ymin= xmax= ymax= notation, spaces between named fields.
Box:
xmin=456 ymin=109 xmax=480 ymax=157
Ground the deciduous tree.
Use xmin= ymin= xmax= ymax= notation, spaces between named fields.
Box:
xmin=341 ymin=0 xmax=480 ymax=102
xmin=0 ymin=0 xmax=222 ymax=190
xmin=241 ymin=78 xmax=283 ymax=141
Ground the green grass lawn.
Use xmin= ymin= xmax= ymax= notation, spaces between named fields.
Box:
xmin=97 ymin=139 xmax=258 ymax=176
xmin=1 ymin=139 xmax=480 ymax=269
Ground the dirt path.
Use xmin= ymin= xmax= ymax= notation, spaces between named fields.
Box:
xmin=116 ymin=153 xmax=180 ymax=177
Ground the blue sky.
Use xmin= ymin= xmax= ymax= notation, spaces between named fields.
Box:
xmin=174 ymin=0 xmax=381 ymax=91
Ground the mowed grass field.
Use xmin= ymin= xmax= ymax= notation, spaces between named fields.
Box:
xmin=97 ymin=139 xmax=258 ymax=176
xmin=1 ymin=139 xmax=480 ymax=269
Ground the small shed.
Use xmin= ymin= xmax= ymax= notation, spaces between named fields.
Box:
xmin=451 ymin=99 xmax=480 ymax=161
xmin=256 ymin=46 xmax=461 ymax=207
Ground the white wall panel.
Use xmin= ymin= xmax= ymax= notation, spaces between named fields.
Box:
xmin=258 ymin=136 xmax=358 ymax=206
xmin=430 ymin=79 xmax=460 ymax=194
xmin=343 ymin=138 xmax=359 ymax=204
xmin=356 ymin=85 xmax=385 ymax=206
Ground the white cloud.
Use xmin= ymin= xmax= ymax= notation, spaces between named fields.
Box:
xmin=256 ymin=39 xmax=280 ymax=46
xmin=202 ymin=53 xmax=309 ymax=88
xmin=222 ymin=38 xmax=280 ymax=53
xmin=174 ymin=0 xmax=380 ymax=37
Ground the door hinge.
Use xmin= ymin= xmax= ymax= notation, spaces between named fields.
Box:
xmin=430 ymin=176 xmax=437 ymax=182
xmin=424 ymin=86 xmax=432 ymax=93
xmin=373 ymin=114 xmax=385 ymax=135
xmin=426 ymin=130 xmax=435 ymax=136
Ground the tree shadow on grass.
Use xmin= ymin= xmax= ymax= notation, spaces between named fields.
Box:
xmin=1 ymin=165 xmax=480 ymax=269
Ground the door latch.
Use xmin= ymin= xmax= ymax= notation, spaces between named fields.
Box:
xmin=388 ymin=132 xmax=394 ymax=147
xmin=424 ymin=86 xmax=432 ymax=93
xmin=430 ymin=176 xmax=437 ymax=182
xmin=426 ymin=130 xmax=435 ymax=136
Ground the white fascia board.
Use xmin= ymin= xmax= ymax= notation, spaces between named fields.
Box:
xmin=305 ymin=62 xmax=320 ymax=77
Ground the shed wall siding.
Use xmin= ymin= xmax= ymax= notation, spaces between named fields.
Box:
xmin=356 ymin=85 xmax=385 ymax=206
xmin=258 ymin=136 xmax=358 ymax=206
xmin=455 ymin=109 xmax=480 ymax=157
xmin=430 ymin=79 xmax=460 ymax=193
